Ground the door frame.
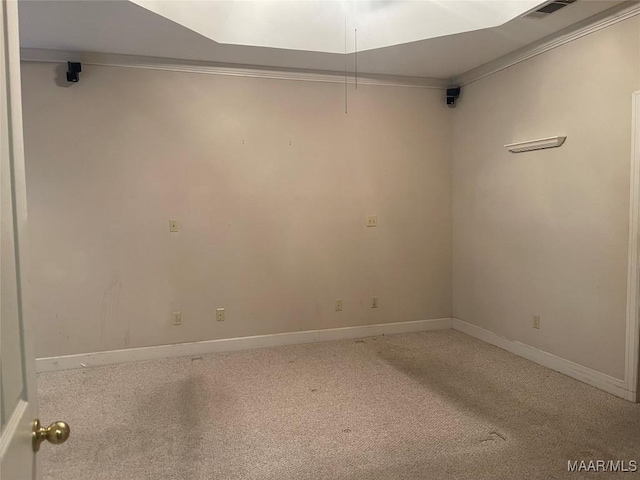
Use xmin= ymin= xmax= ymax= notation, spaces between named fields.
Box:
xmin=626 ymin=90 xmax=640 ymax=402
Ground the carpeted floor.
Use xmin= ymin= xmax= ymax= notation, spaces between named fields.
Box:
xmin=38 ymin=329 xmax=640 ymax=480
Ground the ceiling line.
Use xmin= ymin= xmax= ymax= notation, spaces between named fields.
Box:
xmin=19 ymin=49 xmax=450 ymax=89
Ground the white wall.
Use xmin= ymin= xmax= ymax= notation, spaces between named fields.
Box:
xmin=22 ymin=14 xmax=640 ymax=380
xmin=21 ymin=64 xmax=453 ymax=358
xmin=452 ymin=16 xmax=640 ymax=380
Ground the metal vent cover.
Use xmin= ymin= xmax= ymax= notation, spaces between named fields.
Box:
xmin=524 ymin=0 xmax=578 ymax=19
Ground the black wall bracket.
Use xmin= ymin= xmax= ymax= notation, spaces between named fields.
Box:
xmin=446 ymin=87 xmax=461 ymax=107
xmin=66 ymin=62 xmax=82 ymax=83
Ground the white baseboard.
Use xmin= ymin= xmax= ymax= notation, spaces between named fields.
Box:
xmin=36 ymin=317 xmax=453 ymax=372
xmin=37 ymin=316 xmax=634 ymax=401
xmin=452 ymin=318 xmax=629 ymax=400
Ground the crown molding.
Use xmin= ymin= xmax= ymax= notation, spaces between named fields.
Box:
xmin=19 ymin=48 xmax=449 ymax=90
xmin=452 ymin=1 xmax=640 ymax=87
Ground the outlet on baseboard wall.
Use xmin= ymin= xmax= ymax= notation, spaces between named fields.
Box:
xmin=532 ymin=315 xmax=541 ymax=329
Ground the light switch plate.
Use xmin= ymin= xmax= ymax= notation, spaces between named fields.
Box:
xmin=169 ymin=220 xmax=178 ymax=233
xmin=366 ymin=215 xmax=377 ymax=227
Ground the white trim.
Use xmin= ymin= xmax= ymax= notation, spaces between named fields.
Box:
xmin=453 ymin=1 xmax=640 ymax=87
xmin=505 ymin=135 xmax=566 ymax=153
xmin=452 ymin=319 xmax=629 ymax=400
xmin=36 ymin=317 xmax=453 ymax=372
xmin=19 ymin=48 xmax=449 ymax=90
xmin=626 ymin=91 xmax=640 ymax=403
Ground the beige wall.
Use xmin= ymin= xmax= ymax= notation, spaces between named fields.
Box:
xmin=452 ymin=16 xmax=640 ymax=379
xmin=21 ymin=14 xmax=640 ymax=378
xmin=21 ymin=63 xmax=453 ymax=358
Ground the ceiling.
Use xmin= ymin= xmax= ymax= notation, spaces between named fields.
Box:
xmin=18 ymin=0 xmax=630 ymax=79
xmin=129 ymin=0 xmax=543 ymax=54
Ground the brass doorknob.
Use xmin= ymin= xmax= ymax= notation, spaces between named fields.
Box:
xmin=32 ymin=419 xmax=70 ymax=452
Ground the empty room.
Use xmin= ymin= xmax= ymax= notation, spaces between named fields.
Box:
xmin=2 ymin=0 xmax=640 ymax=478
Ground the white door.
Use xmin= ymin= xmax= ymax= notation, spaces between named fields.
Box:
xmin=0 ymin=1 xmax=68 ymax=478
xmin=0 ymin=0 xmax=37 ymax=478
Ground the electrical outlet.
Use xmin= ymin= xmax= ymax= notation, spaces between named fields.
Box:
xmin=366 ymin=215 xmax=378 ymax=227
xmin=533 ymin=315 xmax=541 ymax=329
xmin=335 ymin=299 xmax=343 ymax=312
xmin=169 ymin=220 xmax=178 ymax=232
xmin=172 ymin=312 xmax=182 ymax=325
xmin=371 ymin=296 xmax=378 ymax=308
xmin=216 ymin=308 xmax=225 ymax=322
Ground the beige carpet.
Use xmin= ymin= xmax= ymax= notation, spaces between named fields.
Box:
xmin=38 ymin=329 xmax=640 ymax=480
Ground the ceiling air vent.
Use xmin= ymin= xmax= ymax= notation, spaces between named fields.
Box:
xmin=524 ymin=0 xmax=577 ymax=19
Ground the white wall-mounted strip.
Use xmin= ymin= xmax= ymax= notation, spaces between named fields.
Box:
xmin=505 ymin=136 xmax=567 ymax=153
xmin=19 ymin=48 xmax=449 ymax=90
xmin=36 ymin=317 xmax=453 ymax=372
xmin=453 ymin=1 xmax=640 ymax=87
